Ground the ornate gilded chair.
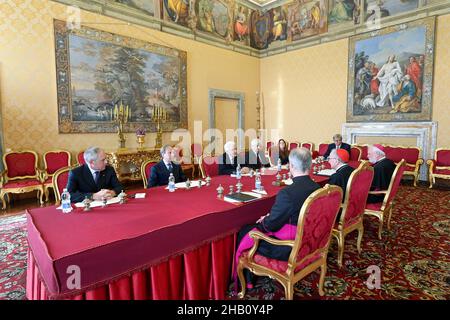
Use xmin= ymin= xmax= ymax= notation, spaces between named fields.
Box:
xmin=364 ymin=160 xmax=406 ymax=239
xmin=0 ymin=150 xmax=44 ymax=209
xmin=266 ymin=141 xmax=273 ymax=153
xmin=332 ymin=162 xmax=374 ymax=267
xmin=301 ymin=142 xmax=314 ymax=152
xmin=141 ymin=160 xmax=157 ymax=188
xmin=350 ymin=146 xmax=362 ymax=161
xmin=384 ymin=145 xmax=423 ymax=187
xmin=237 ymin=185 xmax=342 ymax=300
xmin=42 ymin=150 xmax=71 ymax=202
xmin=289 ymin=142 xmax=300 ymax=151
xmin=314 ymin=142 xmax=329 ymax=159
xmin=355 ymin=145 xmax=369 ymax=161
xmin=426 ymin=148 xmax=450 ymax=188
xmin=77 ymin=151 xmax=86 ymax=166
xmin=173 ymin=146 xmax=194 ymax=179
xmin=190 ymin=143 xmax=203 ymax=178
xmin=199 ymin=155 xmax=219 ymax=179
xmin=52 ymin=165 xmax=75 ymax=205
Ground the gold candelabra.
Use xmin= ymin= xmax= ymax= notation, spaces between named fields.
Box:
xmin=151 ymin=105 xmax=167 ymax=148
xmin=112 ymin=102 xmax=130 ymax=149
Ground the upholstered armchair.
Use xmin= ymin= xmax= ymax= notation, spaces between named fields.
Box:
xmin=332 ymin=162 xmax=374 ymax=267
xmin=427 ymin=148 xmax=450 ymax=188
xmin=141 ymin=160 xmax=157 ymax=188
xmin=289 ymin=142 xmax=300 ymax=150
xmin=384 ymin=146 xmax=423 ymax=187
xmin=236 ymin=185 xmax=342 ymax=300
xmin=52 ymin=165 xmax=75 ymax=204
xmin=76 ymin=151 xmax=86 ymax=166
xmin=42 ymin=150 xmax=71 ymax=202
xmin=355 ymin=145 xmax=369 ymax=161
xmin=314 ymin=142 xmax=329 ymax=159
xmin=301 ymin=142 xmax=314 ymax=153
xmin=350 ymin=146 xmax=362 ymax=161
xmin=364 ymin=160 xmax=406 ymax=239
xmin=0 ymin=150 xmax=44 ymax=209
xmin=190 ymin=143 xmax=203 ymax=178
xmin=199 ymin=155 xmax=219 ymax=179
xmin=266 ymin=141 xmax=273 ymax=153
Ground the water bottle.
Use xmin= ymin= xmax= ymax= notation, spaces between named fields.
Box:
xmin=236 ymin=163 xmax=241 ymax=179
xmin=168 ymin=173 xmax=176 ymax=192
xmin=61 ymin=188 xmax=72 ymax=213
xmin=277 ymin=158 xmax=282 ymax=172
xmin=255 ymin=171 xmax=262 ymax=191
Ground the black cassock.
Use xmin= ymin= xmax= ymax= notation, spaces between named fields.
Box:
xmin=328 ymin=164 xmax=355 ymax=202
xmin=367 ymin=158 xmax=396 ymax=203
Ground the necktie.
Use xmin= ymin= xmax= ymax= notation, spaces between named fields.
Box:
xmin=94 ymin=171 xmax=100 ymax=184
xmin=168 ymin=162 xmax=173 ymax=173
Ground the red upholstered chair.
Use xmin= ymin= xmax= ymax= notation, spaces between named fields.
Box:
xmin=318 ymin=143 xmax=329 ymax=157
xmin=199 ymin=155 xmax=219 ymax=179
xmin=191 ymin=143 xmax=203 ymax=178
xmin=364 ymin=160 xmax=406 ymax=239
xmin=173 ymin=146 xmax=194 ymax=179
xmin=141 ymin=160 xmax=157 ymax=188
xmin=0 ymin=150 xmax=44 ymax=209
xmin=332 ymin=161 xmax=374 ymax=267
xmin=427 ymin=148 xmax=450 ymax=188
xmin=350 ymin=146 xmax=362 ymax=161
xmin=266 ymin=141 xmax=273 ymax=153
xmin=77 ymin=151 xmax=86 ymax=165
xmin=42 ymin=150 xmax=71 ymax=202
xmin=301 ymin=142 xmax=314 ymax=153
xmin=52 ymin=165 xmax=75 ymax=205
xmin=237 ymin=185 xmax=342 ymax=300
xmin=355 ymin=145 xmax=369 ymax=160
xmin=289 ymin=142 xmax=300 ymax=151
xmin=384 ymin=145 xmax=423 ymax=187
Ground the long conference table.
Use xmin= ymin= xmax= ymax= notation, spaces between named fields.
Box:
xmin=26 ymin=169 xmax=332 ymax=300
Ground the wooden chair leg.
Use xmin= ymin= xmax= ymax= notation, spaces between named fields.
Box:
xmin=357 ymin=225 xmax=364 ymax=254
xmin=0 ymin=191 xmax=7 ymax=210
xmin=237 ymin=263 xmax=247 ymax=299
xmin=319 ymin=263 xmax=327 ymax=296
xmin=38 ymin=189 xmax=44 ymax=206
xmin=378 ymin=216 xmax=384 ymax=240
xmin=428 ymin=174 xmax=434 ymax=188
xmin=337 ymin=234 xmax=345 ymax=268
xmin=285 ymin=282 xmax=294 ymax=300
xmin=387 ymin=206 xmax=393 ymax=230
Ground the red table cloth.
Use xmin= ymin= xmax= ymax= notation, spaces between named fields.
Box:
xmin=26 ymin=172 xmax=329 ymax=300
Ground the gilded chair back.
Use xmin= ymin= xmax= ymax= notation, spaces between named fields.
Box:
xmin=3 ymin=150 xmax=40 ymax=181
xmin=191 ymin=143 xmax=202 ymax=164
xmin=43 ymin=150 xmax=71 ymax=176
xmin=52 ymin=166 xmax=74 ymax=204
xmin=381 ymin=160 xmax=406 ymax=210
xmin=77 ymin=151 xmax=86 ymax=166
xmin=339 ymin=162 xmax=374 ymax=228
xmin=350 ymin=146 xmax=362 ymax=161
xmin=436 ymin=148 xmax=450 ymax=167
xmin=266 ymin=141 xmax=273 ymax=153
xmin=318 ymin=143 xmax=329 ymax=157
xmin=199 ymin=155 xmax=219 ymax=178
xmin=289 ymin=185 xmax=342 ymax=269
xmin=141 ymin=160 xmax=157 ymax=188
xmin=384 ymin=145 xmax=420 ymax=164
xmin=301 ymin=142 xmax=314 ymax=152
xmin=289 ymin=142 xmax=300 ymax=151
xmin=356 ymin=145 xmax=369 ymax=160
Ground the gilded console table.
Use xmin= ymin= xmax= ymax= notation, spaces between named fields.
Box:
xmin=106 ymin=149 xmax=160 ymax=183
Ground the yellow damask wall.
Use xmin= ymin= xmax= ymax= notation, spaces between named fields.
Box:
xmin=0 ymin=0 xmax=260 ymax=162
xmin=260 ymin=14 xmax=450 ymax=149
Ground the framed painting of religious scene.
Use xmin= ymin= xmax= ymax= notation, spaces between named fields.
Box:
xmin=286 ymin=0 xmax=328 ymax=42
xmin=162 ymin=0 xmax=191 ymax=27
xmin=195 ymin=0 xmax=233 ymax=41
xmin=363 ymin=0 xmax=419 ymax=22
xmin=113 ymin=0 xmax=157 ymax=16
xmin=53 ymin=19 xmax=187 ymax=133
xmin=250 ymin=10 xmax=271 ymax=49
xmin=346 ymin=17 xmax=435 ymax=122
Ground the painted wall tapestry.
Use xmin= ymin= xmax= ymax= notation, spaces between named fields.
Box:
xmin=54 ymin=19 xmax=187 ymax=133
xmin=287 ymin=0 xmax=328 ymax=42
xmin=347 ymin=17 xmax=435 ymax=122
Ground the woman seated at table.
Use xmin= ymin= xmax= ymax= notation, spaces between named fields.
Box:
xmin=270 ymin=139 xmax=290 ymax=166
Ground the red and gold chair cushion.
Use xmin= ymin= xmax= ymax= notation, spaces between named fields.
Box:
xmin=318 ymin=143 xmax=328 ymax=157
xmin=365 ymin=202 xmax=383 ymax=211
xmin=384 ymin=146 xmax=420 ymax=164
xmin=434 ymin=168 xmax=450 ymax=175
xmin=5 ymin=152 xmax=37 ymax=178
xmin=266 ymin=141 xmax=273 ymax=153
xmin=144 ymin=162 xmax=157 ymax=182
xmin=242 ymin=251 xmax=322 ymax=273
xmin=289 ymin=142 xmax=299 ymax=150
xmin=350 ymin=147 xmax=361 ymax=161
xmin=191 ymin=143 xmax=202 ymax=158
xmin=55 ymin=171 xmax=70 ymax=197
xmin=77 ymin=152 xmax=86 ymax=165
xmin=2 ymin=179 xmax=42 ymax=189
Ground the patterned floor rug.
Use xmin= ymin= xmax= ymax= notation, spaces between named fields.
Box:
xmin=0 ymin=185 xmax=449 ymax=300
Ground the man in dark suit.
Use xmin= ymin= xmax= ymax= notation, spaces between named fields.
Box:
xmin=328 ymin=149 xmax=354 ymax=201
xmin=243 ymin=138 xmax=271 ymax=170
xmin=148 ymin=144 xmax=187 ymax=188
xmin=367 ymin=144 xmax=396 ymax=203
xmin=67 ymin=147 xmax=122 ymax=203
xmin=218 ymin=141 xmax=242 ymax=175
xmin=237 ymin=148 xmax=321 ymax=261
xmin=323 ymin=134 xmax=351 ymax=159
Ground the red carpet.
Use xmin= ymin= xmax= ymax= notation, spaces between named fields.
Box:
xmin=0 ymin=184 xmax=449 ymax=300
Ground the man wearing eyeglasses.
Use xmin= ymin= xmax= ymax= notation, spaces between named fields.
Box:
xmin=323 ymin=134 xmax=351 ymax=159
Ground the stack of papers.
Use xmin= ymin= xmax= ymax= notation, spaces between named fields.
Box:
xmin=165 ymin=180 xmax=206 ymax=189
xmin=230 ymin=173 xmax=252 ymax=178
xmin=316 ymin=169 xmax=336 ymax=176
xmin=282 ymin=179 xmax=293 ymax=185
xmin=73 ymin=197 xmax=121 ymax=208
